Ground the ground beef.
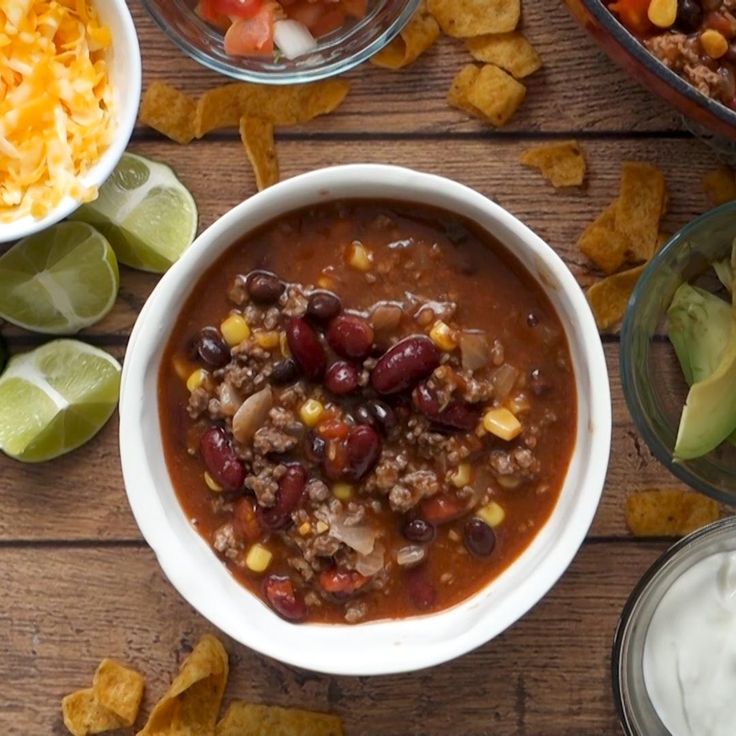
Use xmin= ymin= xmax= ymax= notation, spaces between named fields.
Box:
xmin=459 ymin=369 xmax=494 ymax=403
xmin=306 ymin=479 xmax=330 ymax=503
xmin=281 ymin=287 xmax=308 ymax=317
xmin=388 ymin=469 xmax=439 ymax=512
xmin=344 ymin=601 xmax=367 ymax=623
xmin=489 ymin=446 xmax=540 ymax=484
xmin=187 ymin=386 xmax=211 ymax=418
xmin=245 ymin=464 xmax=286 ymax=507
xmin=222 ymin=344 xmax=272 ymax=395
xmin=683 ymin=63 xmax=723 ymax=99
xmin=405 ymin=416 xmax=455 ymax=460
xmin=253 ymin=426 xmax=298 ymax=455
xmin=288 ymin=556 xmax=315 ymax=582
xmin=227 ymin=275 xmax=248 ymax=305
xmin=365 ymin=450 xmax=409 ymax=494
xmin=343 ymin=502 xmax=367 ymax=526
xmin=212 ymin=522 xmax=241 ymax=559
xmin=263 ymin=306 xmax=281 ymax=330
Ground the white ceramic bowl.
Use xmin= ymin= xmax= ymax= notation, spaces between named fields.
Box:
xmin=120 ymin=165 xmax=611 ymax=676
xmin=0 ymin=0 xmax=141 ymax=244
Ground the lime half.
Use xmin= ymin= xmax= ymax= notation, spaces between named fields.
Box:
xmin=0 ymin=340 xmax=121 ymax=462
xmin=71 ymin=152 xmax=198 ymax=273
xmin=0 ymin=222 xmax=119 ymax=334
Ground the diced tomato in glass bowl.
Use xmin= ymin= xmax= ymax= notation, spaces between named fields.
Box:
xmin=195 ymin=0 xmax=369 ymax=58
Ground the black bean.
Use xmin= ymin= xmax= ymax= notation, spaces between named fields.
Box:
xmin=246 ymin=271 xmax=284 ymax=304
xmin=271 ymin=359 xmax=299 ymax=385
xmin=355 ymin=399 xmax=397 ymax=436
xmin=463 ymin=518 xmax=496 ymax=557
xmin=526 ymin=312 xmax=539 ymax=328
xmin=306 ymin=291 xmax=342 ymax=323
xmin=304 ymin=431 xmax=326 ymax=463
xmin=676 ymin=0 xmax=703 ymax=31
xmin=402 ymin=518 xmax=436 ymax=544
xmin=196 ymin=327 xmax=230 ymax=368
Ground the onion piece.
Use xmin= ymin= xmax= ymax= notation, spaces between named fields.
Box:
xmin=355 ymin=542 xmax=385 ymax=577
xmin=329 ymin=517 xmax=377 ymax=556
xmin=370 ymin=302 xmax=404 ymax=333
xmin=232 ymin=386 xmax=273 ymax=444
xmin=396 ymin=545 xmax=426 ymax=567
xmin=491 ymin=363 xmax=519 ymax=401
xmin=460 ymin=330 xmax=491 ymax=371
xmin=273 ymin=20 xmax=317 ymax=60
xmin=217 ymin=382 xmax=242 ymax=417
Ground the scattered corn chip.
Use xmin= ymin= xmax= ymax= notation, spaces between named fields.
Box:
xmin=464 ymin=64 xmax=526 ymax=127
xmin=92 ymin=659 xmax=145 ymax=727
xmin=586 ymin=263 xmax=645 ymax=330
xmin=614 ymin=162 xmax=667 ymax=263
xmin=194 ymin=80 xmax=350 ymax=138
xmin=371 ymin=1 xmax=440 ymax=69
xmin=240 ymin=117 xmax=279 ymax=191
xmin=466 ymin=32 xmax=542 ymax=78
xmin=703 ymin=165 xmax=736 ymax=206
xmin=578 ymin=202 xmax=631 ymax=275
xmin=447 ymin=65 xmax=482 ymax=117
xmin=520 ymin=141 xmax=586 ymax=188
xmin=137 ymin=634 xmax=228 ymax=736
xmin=62 ymin=689 xmax=123 ymax=736
xmin=216 ymin=702 xmax=344 ymax=736
xmin=139 ymin=82 xmax=197 ymax=145
xmin=427 ymin=0 xmax=520 ymax=37
xmin=625 ymin=488 xmax=720 ymax=537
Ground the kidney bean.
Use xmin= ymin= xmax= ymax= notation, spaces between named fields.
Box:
xmin=354 ymin=399 xmax=397 ymax=436
xmin=263 ymin=575 xmax=307 ymax=622
xmin=346 ymin=425 xmax=381 ymax=480
xmin=199 ymin=427 xmax=245 ymax=491
xmin=406 ymin=567 xmax=437 ymax=611
xmin=234 ymin=497 xmax=262 ymax=542
xmin=402 ymin=517 xmax=436 ymax=544
xmin=306 ymin=291 xmax=342 ymax=323
xmin=327 ymin=313 xmax=374 ymax=360
xmin=420 ymin=492 xmax=467 ymax=526
xmin=464 ymin=518 xmax=496 ymax=557
xmin=196 ymin=327 xmax=230 ymax=368
xmin=412 ymin=382 xmax=480 ymax=431
xmin=304 ymin=431 xmax=327 ymax=463
xmin=286 ymin=317 xmax=326 ymax=381
xmin=319 ymin=568 xmax=369 ymax=598
xmin=371 ymin=335 xmax=440 ymax=395
xmin=246 ymin=270 xmax=284 ymax=304
xmin=258 ymin=464 xmax=307 ymax=530
xmin=271 ymin=359 xmax=299 ymax=385
xmin=325 ymin=361 xmax=359 ymax=395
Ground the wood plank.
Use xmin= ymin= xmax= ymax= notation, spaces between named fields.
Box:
xmin=1 ymin=135 xmax=719 ymax=338
xmin=130 ymin=0 xmax=680 ymax=134
xmin=0 ymin=342 xmax=694 ymax=542
xmin=1 ymin=541 xmax=665 ymax=735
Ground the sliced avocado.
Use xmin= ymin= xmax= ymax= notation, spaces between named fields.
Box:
xmin=668 ymin=283 xmax=732 ymax=385
xmin=674 ymin=311 xmax=736 ymax=461
xmin=714 ymin=258 xmax=733 ymax=294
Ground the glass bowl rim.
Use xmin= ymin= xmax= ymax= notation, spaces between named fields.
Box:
xmin=137 ymin=0 xmax=421 ymax=84
xmin=620 ymin=200 xmax=736 ymax=505
xmin=611 ymin=515 xmax=736 ymax=735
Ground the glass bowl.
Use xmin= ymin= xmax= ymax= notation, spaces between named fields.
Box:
xmin=612 ymin=517 xmax=736 ymax=735
xmin=138 ymin=0 xmax=420 ymax=84
xmin=620 ymin=202 xmax=736 ymax=505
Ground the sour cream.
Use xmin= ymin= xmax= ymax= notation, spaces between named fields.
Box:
xmin=643 ymin=551 xmax=736 ymax=736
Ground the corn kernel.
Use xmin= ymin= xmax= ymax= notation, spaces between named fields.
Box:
xmin=647 ymin=0 xmax=676 ymax=28
xmin=476 ymin=501 xmax=506 ymax=528
xmin=332 ymin=482 xmax=354 ymax=501
xmin=280 ymin=331 xmax=291 ymax=358
xmin=254 ymin=330 xmax=280 ymax=350
xmin=507 ymin=392 xmax=531 ymax=416
xmin=245 ymin=543 xmax=273 ymax=573
xmin=701 ymin=28 xmax=728 ymax=59
xmin=450 ymin=463 xmax=472 ymax=488
xmin=298 ymin=522 xmax=312 ymax=536
xmin=173 ymin=356 xmax=193 ymax=381
xmin=429 ymin=320 xmax=458 ymax=352
xmin=482 ymin=407 xmax=522 ymax=441
xmin=317 ymin=274 xmax=336 ymax=290
xmin=220 ymin=314 xmax=250 ymax=346
xmin=186 ymin=368 xmax=208 ymax=393
xmin=346 ymin=241 xmax=373 ymax=271
xmin=315 ymin=520 xmax=330 ymax=534
xmin=204 ymin=471 xmax=223 ymax=492
xmin=300 ymin=399 xmax=325 ymax=427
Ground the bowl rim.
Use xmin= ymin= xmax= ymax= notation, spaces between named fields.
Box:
xmin=611 ymin=515 xmax=736 ymax=735
xmin=620 ymin=200 xmax=736 ymax=505
xmin=577 ymin=0 xmax=736 ymax=134
xmin=119 ymin=164 xmax=611 ymax=675
xmin=0 ymin=0 xmax=142 ymax=244
xmin=138 ymin=0 xmax=420 ymax=85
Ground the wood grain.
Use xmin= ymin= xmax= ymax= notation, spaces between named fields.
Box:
xmin=1 ymin=136 xmax=721 ymax=340
xmin=130 ymin=0 xmax=681 ymax=134
xmin=1 ymin=542 xmax=666 ymax=736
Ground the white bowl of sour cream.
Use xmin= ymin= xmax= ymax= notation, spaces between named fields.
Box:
xmin=613 ymin=516 xmax=736 ymax=736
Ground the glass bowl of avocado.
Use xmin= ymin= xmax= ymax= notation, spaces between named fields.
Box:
xmin=621 ymin=202 xmax=736 ymax=505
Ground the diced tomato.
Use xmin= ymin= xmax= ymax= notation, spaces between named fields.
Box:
xmin=285 ymin=0 xmax=326 ymax=29
xmin=311 ymin=9 xmax=346 ymax=37
xmin=223 ymin=2 xmax=276 ymax=56
xmin=195 ymin=0 xmax=229 ymax=26
xmin=212 ymin=0 xmax=264 ymax=18
xmin=608 ymin=0 xmax=653 ymax=36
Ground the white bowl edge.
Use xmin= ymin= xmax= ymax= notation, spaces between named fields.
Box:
xmin=0 ymin=0 xmax=142 ymax=244
xmin=119 ymin=164 xmax=612 ymax=676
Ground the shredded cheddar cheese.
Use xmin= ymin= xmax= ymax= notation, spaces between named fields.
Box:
xmin=0 ymin=0 xmax=113 ymax=222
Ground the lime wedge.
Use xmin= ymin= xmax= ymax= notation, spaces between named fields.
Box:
xmin=71 ymin=152 xmax=198 ymax=273
xmin=0 ymin=222 xmax=119 ymax=334
xmin=0 ymin=339 xmax=121 ymax=462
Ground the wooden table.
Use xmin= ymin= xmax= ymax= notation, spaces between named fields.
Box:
xmin=2 ymin=2 xmax=725 ymax=733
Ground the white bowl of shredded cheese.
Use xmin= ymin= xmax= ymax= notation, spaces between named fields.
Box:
xmin=0 ymin=0 xmax=141 ymax=244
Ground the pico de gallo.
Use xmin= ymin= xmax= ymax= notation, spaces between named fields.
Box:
xmin=196 ymin=0 xmax=369 ymax=59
